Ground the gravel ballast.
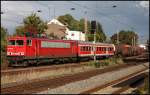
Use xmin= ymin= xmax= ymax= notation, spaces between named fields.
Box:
xmin=38 ymin=63 xmax=149 ymax=94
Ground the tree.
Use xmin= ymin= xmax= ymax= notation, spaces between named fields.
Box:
xmin=110 ymin=30 xmax=138 ymax=45
xmin=1 ymin=27 xmax=8 ymax=52
xmin=58 ymin=14 xmax=106 ymax=42
xmin=13 ymin=26 xmax=25 ymax=36
xmin=78 ymin=19 xmax=84 ymax=31
xmin=58 ymin=14 xmax=80 ymax=31
xmin=96 ymin=22 xmax=106 ymax=42
xmin=88 ymin=22 xmax=106 ymax=42
xmin=14 ymin=13 xmax=47 ymax=36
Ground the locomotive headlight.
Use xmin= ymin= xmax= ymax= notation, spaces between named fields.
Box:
xmin=20 ymin=52 xmax=24 ymax=55
xmin=7 ymin=52 xmax=11 ymax=55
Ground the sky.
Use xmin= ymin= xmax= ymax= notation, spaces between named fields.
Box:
xmin=1 ymin=1 xmax=149 ymax=44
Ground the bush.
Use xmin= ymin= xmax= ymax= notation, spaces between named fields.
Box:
xmin=88 ymin=61 xmax=101 ymax=68
xmin=116 ymin=58 xmax=124 ymax=64
xmin=94 ymin=61 xmax=100 ymax=68
xmin=88 ymin=57 xmax=124 ymax=68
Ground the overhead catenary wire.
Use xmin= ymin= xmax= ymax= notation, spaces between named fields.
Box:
xmin=1 ymin=18 xmax=23 ymax=24
xmin=35 ymin=1 xmax=52 ymax=20
xmin=68 ymin=1 xmax=133 ymax=29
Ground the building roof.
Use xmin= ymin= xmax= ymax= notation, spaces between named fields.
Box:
xmin=47 ymin=18 xmax=65 ymax=26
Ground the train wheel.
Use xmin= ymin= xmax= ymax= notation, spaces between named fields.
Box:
xmin=34 ymin=60 xmax=40 ymax=66
xmin=23 ymin=61 xmax=29 ymax=67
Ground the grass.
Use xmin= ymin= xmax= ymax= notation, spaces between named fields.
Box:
xmin=88 ymin=56 xmax=124 ymax=68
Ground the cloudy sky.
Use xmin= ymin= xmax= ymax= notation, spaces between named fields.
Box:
xmin=1 ymin=1 xmax=149 ymax=44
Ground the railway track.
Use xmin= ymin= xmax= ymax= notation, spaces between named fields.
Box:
xmin=123 ymin=53 xmax=149 ymax=63
xmin=112 ymin=72 xmax=148 ymax=94
xmin=1 ymin=62 xmax=149 ymax=94
xmin=2 ymin=54 xmax=148 ymax=73
xmin=2 ymin=52 xmax=148 ymax=71
xmin=3 ymin=57 xmax=146 ymax=85
xmin=81 ymin=69 xmax=148 ymax=94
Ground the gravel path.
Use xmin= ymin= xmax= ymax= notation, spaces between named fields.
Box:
xmin=38 ymin=63 xmax=149 ymax=94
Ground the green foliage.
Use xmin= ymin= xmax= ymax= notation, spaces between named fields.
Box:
xmin=58 ymin=14 xmax=106 ymax=42
xmin=58 ymin=14 xmax=80 ymax=30
xmin=100 ymin=61 xmax=109 ymax=66
xmin=1 ymin=27 xmax=8 ymax=65
xmin=14 ymin=13 xmax=47 ymax=36
xmin=100 ymin=57 xmax=123 ymax=65
xmin=88 ymin=57 xmax=124 ymax=68
xmin=87 ymin=22 xmax=106 ymax=42
xmin=88 ymin=61 xmax=101 ymax=68
xmin=1 ymin=27 xmax=8 ymax=52
xmin=78 ymin=19 xmax=84 ymax=31
xmin=110 ymin=30 xmax=138 ymax=45
xmin=13 ymin=26 xmax=25 ymax=36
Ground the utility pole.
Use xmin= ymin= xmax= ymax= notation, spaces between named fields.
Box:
xmin=134 ymin=36 xmax=136 ymax=46
xmin=91 ymin=20 xmax=97 ymax=62
xmin=93 ymin=27 xmax=96 ymax=62
xmin=53 ymin=7 xmax=55 ymax=18
xmin=117 ymin=31 xmax=119 ymax=45
xmin=132 ymin=38 xmax=133 ymax=46
xmin=84 ymin=11 xmax=88 ymax=41
xmin=48 ymin=7 xmax=51 ymax=20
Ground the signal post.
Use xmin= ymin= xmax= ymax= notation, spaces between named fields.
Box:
xmin=91 ymin=21 xmax=97 ymax=62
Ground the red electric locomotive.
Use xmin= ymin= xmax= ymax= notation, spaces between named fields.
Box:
xmin=7 ymin=36 xmax=115 ymax=67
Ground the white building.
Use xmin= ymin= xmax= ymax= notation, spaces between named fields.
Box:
xmin=138 ymin=44 xmax=146 ymax=49
xmin=65 ymin=31 xmax=85 ymax=41
xmin=46 ymin=18 xmax=70 ymax=39
xmin=46 ymin=18 xmax=85 ymax=41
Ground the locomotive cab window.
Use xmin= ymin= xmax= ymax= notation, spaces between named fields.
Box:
xmin=8 ymin=40 xmax=15 ymax=45
xmin=16 ymin=40 xmax=24 ymax=46
xmin=27 ymin=40 xmax=32 ymax=46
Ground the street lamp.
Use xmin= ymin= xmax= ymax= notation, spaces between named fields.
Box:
xmin=112 ymin=5 xmax=117 ymax=8
xmin=130 ymin=27 xmax=136 ymax=46
xmin=1 ymin=11 xmax=4 ymax=14
xmin=111 ymin=5 xmax=119 ymax=45
xmin=37 ymin=10 xmax=42 ymax=13
xmin=84 ymin=11 xmax=88 ymax=41
xmin=70 ymin=7 xmax=83 ymax=41
xmin=36 ymin=2 xmax=51 ymax=20
xmin=71 ymin=8 xmax=75 ymax=10
xmin=117 ymin=30 xmax=119 ymax=45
